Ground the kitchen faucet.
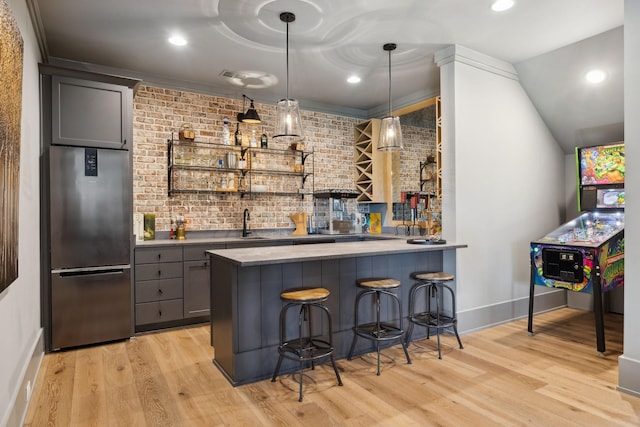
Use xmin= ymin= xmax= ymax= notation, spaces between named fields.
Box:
xmin=242 ymin=208 xmax=251 ymax=237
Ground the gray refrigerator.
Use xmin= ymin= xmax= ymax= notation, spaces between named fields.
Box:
xmin=49 ymin=145 xmax=132 ymax=350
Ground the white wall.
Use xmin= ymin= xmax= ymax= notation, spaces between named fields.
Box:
xmin=436 ymin=45 xmax=566 ymax=332
xmin=0 ymin=0 xmax=42 ymax=426
xmin=619 ymin=0 xmax=640 ymax=397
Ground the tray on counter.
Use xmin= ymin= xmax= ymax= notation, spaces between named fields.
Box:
xmin=406 ymin=238 xmax=447 ymax=245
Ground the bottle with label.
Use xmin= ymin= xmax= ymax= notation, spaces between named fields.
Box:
xmin=234 ymin=123 xmax=242 ymax=146
xmin=250 ymin=130 xmax=257 ymax=147
xmin=222 ymin=117 xmax=230 ymax=145
xmin=260 ymin=133 xmax=268 ymax=148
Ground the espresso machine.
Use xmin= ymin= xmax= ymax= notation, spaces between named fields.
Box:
xmin=312 ymin=189 xmax=360 ymax=234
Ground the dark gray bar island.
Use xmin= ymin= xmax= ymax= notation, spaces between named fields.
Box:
xmin=207 ymin=238 xmax=467 ymax=385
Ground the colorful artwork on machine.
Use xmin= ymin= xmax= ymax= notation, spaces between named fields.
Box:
xmin=531 ymin=244 xmax=593 ymax=292
xmin=579 ymin=143 xmax=625 ymax=185
xmin=530 ymin=236 xmax=624 ymax=294
xmin=599 ymin=234 xmax=624 ymax=291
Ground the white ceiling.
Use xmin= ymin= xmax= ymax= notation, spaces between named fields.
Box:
xmin=31 ymin=0 xmax=624 ymax=153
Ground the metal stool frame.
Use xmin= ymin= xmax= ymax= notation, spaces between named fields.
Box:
xmin=271 ymin=295 xmax=342 ymax=402
xmin=406 ymin=278 xmax=463 ymax=359
xmin=347 ymin=284 xmax=411 ymax=375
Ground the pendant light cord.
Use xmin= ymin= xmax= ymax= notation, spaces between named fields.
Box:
xmin=286 ymin=20 xmax=290 ymax=101
xmin=387 ymin=48 xmax=392 ymax=116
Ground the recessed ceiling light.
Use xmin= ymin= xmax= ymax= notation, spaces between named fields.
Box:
xmin=491 ymin=0 xmax=514 ymax=12
xmin=585 ymin=69 xmax=606 ymax=84
xmin=347 ymin=75 xmax=361 ymax=84
xmin=168 ymin=35 xmax=187 ymax=46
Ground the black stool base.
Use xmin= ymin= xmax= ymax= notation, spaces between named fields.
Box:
xmin=271 ymin=300 xmax=342 ymax=402
xmin=406 ymin=281 xmax=463 ymax=359
xmin=347 ymin=287 xmax=411 ymax=376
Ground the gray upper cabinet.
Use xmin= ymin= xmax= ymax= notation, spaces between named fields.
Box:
xmin=51 ymin=76 xmax=132 ymax=150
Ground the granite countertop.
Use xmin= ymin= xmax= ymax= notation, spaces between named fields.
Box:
xmin=207 ymin=239 xmax=467 ymax=266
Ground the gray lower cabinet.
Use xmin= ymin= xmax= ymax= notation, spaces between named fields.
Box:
xmin=134 ymin=247 xmax=184 ymax=327
xmin=183 ymin=244 xmax=224 ymax=318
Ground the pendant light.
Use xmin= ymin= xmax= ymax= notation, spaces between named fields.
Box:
xmin=240 ymin=94 xmax=261 ymax=124
xmin=378 ymin=43 xmax=403 ymax=151
xmin=273 ymin=12 xmax=303 ymax=140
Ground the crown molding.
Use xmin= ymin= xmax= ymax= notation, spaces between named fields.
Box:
xmin=435 ymin=45 xmax=519 ymax=81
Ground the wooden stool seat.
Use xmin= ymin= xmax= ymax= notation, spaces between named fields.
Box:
xmin=281 ymin=287 xmax=330 ymax=302
xmin=357 ymin=278 xmax=401 ymax=289
xmin=414 ymin=272 xmax=454 ymax=282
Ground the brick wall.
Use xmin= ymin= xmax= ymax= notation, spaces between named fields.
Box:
xmin=133 ymin=84 xmax=438 ymax=232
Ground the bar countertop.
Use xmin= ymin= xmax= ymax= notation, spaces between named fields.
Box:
xmin=207 ymin=239 xmax=467 ymax=267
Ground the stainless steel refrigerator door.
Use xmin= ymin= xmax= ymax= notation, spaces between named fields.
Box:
xmin=49 ymin=145 xmax=131 ymax=269
xmin=51 ymin=267 xmax=131 ymax=349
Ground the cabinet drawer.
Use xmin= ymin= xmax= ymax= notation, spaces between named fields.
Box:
xmin=135 ymin=246 xmax=183 ymax=264
xmin=135 ymin=278 xmax=183 ymax=303
xmin=135 ymin=299 xmax=183 ymax=325
xmin=135 ymin=262 xmax=183 ymax=281
xmin=184 ymin=244 xmax=224 ymax=261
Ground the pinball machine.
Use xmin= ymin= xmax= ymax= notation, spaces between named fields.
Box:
xmin=528 ymin=143 xmax=624 ymax=354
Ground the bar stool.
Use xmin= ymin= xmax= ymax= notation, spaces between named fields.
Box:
xmin=405 ymin=272 xmax=463 ymax=359
xmin=347 ymin=278 xmax=411 ymax=375
xmin=271 ymin=287 xmax=343 ymax=402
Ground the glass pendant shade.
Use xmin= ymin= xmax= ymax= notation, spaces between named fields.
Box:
xmin=242 ymin=100 xmax=261 ymax=123
xmin=274 ymin=98 xmax=303 ymax=139
xmin=378 ymin=42 xmax=403 ymax=151
xmin=378 ymin=115 xmax=403 ymax=151
xmin=273 ymin=12 xmax=303 ymax=141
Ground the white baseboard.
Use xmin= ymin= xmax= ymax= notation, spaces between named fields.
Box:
xmin=618 ymin=355 xmax=640 ymax=397
xmin=3 ymin=329 xmax=44 ymax=427
xmin=457 ymin=289 xmax=567 ymax=334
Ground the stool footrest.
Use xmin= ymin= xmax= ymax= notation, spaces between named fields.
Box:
xmin=410 ymin=312 xmax=456 ymax=329
xmin=354 ymin=323 xmax=404 ymax=341
xmin=279 ymin=338 xmax=334 ymax=361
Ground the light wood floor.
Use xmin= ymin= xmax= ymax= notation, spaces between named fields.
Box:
xmin=24 ymin=308 xmax=640 ymax=426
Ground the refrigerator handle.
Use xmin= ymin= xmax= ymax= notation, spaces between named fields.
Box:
xmin=56 ymin=268 xmax=127 ymax=278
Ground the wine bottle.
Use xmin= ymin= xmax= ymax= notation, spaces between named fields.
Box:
xmin=234 ymin=123 xmax=242 ymax=146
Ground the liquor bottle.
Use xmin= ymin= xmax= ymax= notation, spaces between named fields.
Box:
xmin=260 ymin=133 xmax=268 ymax=148
xmin=222 ymin=117 xmax=230 ymax=145
xmin=234 ymin=123 xmax=242 ymax=146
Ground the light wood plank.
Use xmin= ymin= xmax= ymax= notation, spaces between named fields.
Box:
xmin=24 ymin=309 xmax=640 ymax=426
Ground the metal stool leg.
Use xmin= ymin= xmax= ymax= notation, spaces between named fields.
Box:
xmin=434 ymin=284 xmax=442 ymax=359
xmin=375 ymin=291 xmax=382 ymax=375
xmin=442 ymin=283 xmax=464 ymax=350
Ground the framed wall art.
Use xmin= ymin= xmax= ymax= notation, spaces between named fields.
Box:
xmin=0 ymin=0 xmax=23 ymax=293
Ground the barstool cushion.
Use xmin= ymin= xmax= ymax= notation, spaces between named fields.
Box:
xmin=414 ymin=272 xmax=454 ymax=282
xmin=280 ymin=287 xmax=330 ymax=302
xmin=357 ymin=278 xmax=401 ymax=289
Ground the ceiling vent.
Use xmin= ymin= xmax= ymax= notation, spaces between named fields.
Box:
xmin=219 ymin=70 xmax=278 ymax=89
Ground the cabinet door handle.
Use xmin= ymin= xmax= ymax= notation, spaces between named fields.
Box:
xmin=158 ymin=253 xmax=162 ymax=260
xmin=158 ymin=288 xmax=163 ymax=295
xmin=158 ymin=309 xmax=162 ymax=317
xmin=158 ymin=270 xmax=162 ymax=276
